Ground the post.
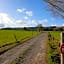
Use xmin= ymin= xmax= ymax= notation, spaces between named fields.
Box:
xmin=61 ymin=32 xmax=63 ymax=64
xmin=61 ymin=32 xmax=64 ymax=64
xmin=32 ymin=30 xmax=33 ymax=37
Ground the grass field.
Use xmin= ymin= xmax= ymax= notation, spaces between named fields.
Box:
xmin=0 ymin=30 xmax=39 ymax=47
xmin=48 ymin=31 xmax=61 ymax=64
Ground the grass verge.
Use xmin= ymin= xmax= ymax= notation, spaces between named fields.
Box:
xmin=47 ymin=31 xmax=60 ymax=64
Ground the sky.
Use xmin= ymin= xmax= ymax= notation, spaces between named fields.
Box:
xmin=0 ymin=0 xmax=64 ymax=28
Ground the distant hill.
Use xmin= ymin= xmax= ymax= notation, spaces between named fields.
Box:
xmin=1 ymin=26 xmax=64 ymax=31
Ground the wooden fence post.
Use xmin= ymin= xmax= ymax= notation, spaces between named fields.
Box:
xmin=61 ymin=32 xmax=64 ymax=64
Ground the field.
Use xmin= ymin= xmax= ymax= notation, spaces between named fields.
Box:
xmin=48 ymin=31 xmax=61 ymax=64
xmin=0 ymin=30 xmax=39 ymax=47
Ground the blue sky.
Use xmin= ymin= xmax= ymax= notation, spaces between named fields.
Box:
xmin=0 ymin=0 xmax=64 ymax=28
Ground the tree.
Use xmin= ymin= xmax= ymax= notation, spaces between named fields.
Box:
xmin=24 ymin=27 xmax=30 ymax=31
xmin=43 ymin=0 xmax=64 ymax=18
xmin=36 ymin=24 xmax=43 ymax=32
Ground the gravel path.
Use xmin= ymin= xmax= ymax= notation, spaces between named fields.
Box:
xmin=0 ymin=32 xmax=47 ymax=64
xmin=13 ymin=32 xmax=47 ymax=64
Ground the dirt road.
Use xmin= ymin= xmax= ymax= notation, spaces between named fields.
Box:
xmin=0 ymin=32 xmax=47 ymax=64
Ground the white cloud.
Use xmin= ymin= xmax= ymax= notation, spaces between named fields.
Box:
xmin=22 ymin=20 xmax=37 ymax=27
xmin=14 ymin=20 xmax=28 ymax=27
xmin=17 ymin=8 xmax=26 ymax=13
xmin=0 ymin=13 xmax=12 ymax=24
xmin=25 ymin=11 xmax=33 ymax=16
xmin=15 ymin=20 xmax=25 ymax=25
xmin=43 ymin=19 xmax=48 ymax=23
xmin=0 ymin=13 xmax=28 ymax=28
xmin=17 ymin=8 xmax=33 ymax=17
xmin=31 ymin=20 xmax=36 ymax=23
xmin=25 ymin=19 xmax=48 ymax=27
xmin=0 ymin=12 xmax=49 ymax=28
xmin=24 ymin=16 xmax=28 ymax=19
xmin=38 ymin=19 xmax=48 ymax=24
xmin=51 ymin=24 xmax=57 ymax=26
xmin=50 ymin=24 xmax=64 ymax=27
xmin=0 ymin=13 xmax=14 ymax=28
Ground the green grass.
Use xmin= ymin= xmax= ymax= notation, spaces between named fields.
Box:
xmin=0 ymin=30 xmax=39 ymax=47
xmin=50 ymin=31 xmax=60 ymax=40
xmin=47 ymin=31 xmax=60 ymax=64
